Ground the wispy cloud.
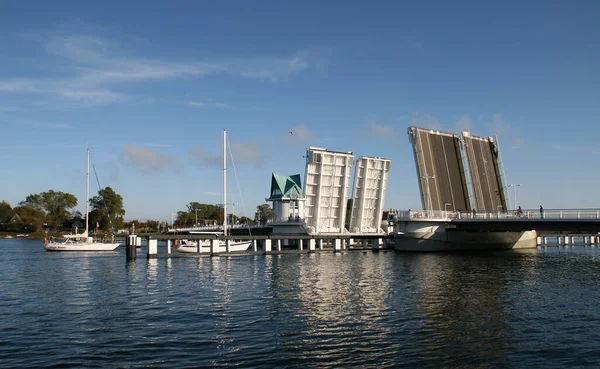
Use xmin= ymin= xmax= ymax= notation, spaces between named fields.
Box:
xmin=0 ymin=33 xmax=325 ymax=107
xmin=406 ymin=38 xmax=424 ymax=51
xmin=0 ymin=106 xmax=19 ymax=112
xmin=410 ymin=111 xmax=441 ymax=130
xmin=119 ymin=143 xmax=180 ymax=174
xmin=0 ymin=114 xmax=69 ymax=129
xmin=190 ymin=140 xmax=265 ymax=169
xmin=188 ymin=100 xmax=229 ymax=109
xmin=285 ymin=124 xmax=317 ymax=146
xmin=57 ymin=88 xmax=124 ymax=106
xmin=488 ymin=113 xmax=512 ymax=136
xmin=189 ymin=147 xmax=222 ymax=168
xmin=366 ymin=120 xmax=396 ymax=137
xmin=550 ymin=143 xmax=600 ymax=155
xmin=454 ymin=114 xmax=473 ymax=132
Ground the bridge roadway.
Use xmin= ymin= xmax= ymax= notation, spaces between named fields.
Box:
xmin=399 ymin=209 xmax=600 ymax=235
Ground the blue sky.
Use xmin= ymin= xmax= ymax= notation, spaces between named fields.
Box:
xmin=1 ymin=0 xmax=599 ymax=221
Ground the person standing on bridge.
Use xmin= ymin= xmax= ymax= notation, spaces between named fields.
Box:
xmin=540 ymin=205 xmax=544 ymax=219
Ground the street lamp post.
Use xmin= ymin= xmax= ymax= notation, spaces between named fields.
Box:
xmin=421 ymin=175 xmax=435 ymax=216
xmin=508 ymin=184 xmax=521 ymax=210
xmin=444 ymin=203 xmax=451 ymax=218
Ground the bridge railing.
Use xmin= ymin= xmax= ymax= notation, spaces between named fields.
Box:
xmin=389 ymin=209 xmax=600 ymax=221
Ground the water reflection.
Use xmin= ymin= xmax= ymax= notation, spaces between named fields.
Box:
xmin=407 ymin=251 xmax=538 ymax=366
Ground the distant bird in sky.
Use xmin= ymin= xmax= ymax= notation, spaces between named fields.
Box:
xmin=289 ymin=131 xmax=293 ymax=135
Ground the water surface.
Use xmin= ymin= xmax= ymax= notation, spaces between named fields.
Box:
xmin=1 ymin=239 xmax=599 ymax=368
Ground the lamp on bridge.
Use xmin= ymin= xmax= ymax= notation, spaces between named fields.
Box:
xmin=444 ymin=203 xmax=452 ymax=218
xmin=508 ymin=184 xmax=521 ymax=211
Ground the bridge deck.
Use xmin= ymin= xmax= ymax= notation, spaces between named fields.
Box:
xmin=391 ymin=209 xmax=600 ymax=234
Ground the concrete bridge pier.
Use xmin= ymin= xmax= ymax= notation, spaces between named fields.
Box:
xmin=148 ymin=239 xmax=157 ymax=259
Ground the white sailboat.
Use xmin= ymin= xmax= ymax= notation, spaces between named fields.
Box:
xmin=44 ymin=149 xmax=120 ymax=252
xmin=176 ymin=130 xmax=251 ymax=253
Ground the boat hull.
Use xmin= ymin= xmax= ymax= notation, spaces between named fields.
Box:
xmin=394 ymin=220 xmax=537 ymax=252
xmin=44 ymin=242 xmax=120 ymax=251
xmin=176 ymin=241 xmax=252 ymax=253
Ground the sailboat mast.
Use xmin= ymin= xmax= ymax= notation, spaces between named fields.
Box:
xmin=223 ymin=130 xmax=227 ymax=237
xmin=86 ymin=148 xmax=90 ymax=235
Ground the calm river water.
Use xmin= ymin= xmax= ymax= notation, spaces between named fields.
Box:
xmin=1 ymin=238 xmax=600 ymax=368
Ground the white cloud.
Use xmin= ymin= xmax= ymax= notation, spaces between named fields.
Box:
xmin=188 ymin=100 xmax=229 ymax=109
xmin=119 ymin=144 xmax=179 ymax=174
xmin=57 ymin=88 xmax=124 ymax=106
xmin=0 ymin=33 xmax=324 ymax=107
xmin=367 ymin=120 xmax=396 ymax=137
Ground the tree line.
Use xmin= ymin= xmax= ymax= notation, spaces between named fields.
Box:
xmin=1 ymin=187 xmax=274 ymax=235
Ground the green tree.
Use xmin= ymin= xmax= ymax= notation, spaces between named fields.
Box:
xmin=145 ymin=220 xmax=159 ymax=232
xmin=238 ymin=216 xmax=252 ymax=224
xmin=14 ymin=205 xmax=46 ymax=233
xmin=89 ymin=187 xmax=125 ymax=232
xmin=256 ymin=203 xmax=273 ymax=223
xmin=20 ymin=190 xmax=78 ymax=231
xmin=0 ymin=201 xmax=14 ymax=223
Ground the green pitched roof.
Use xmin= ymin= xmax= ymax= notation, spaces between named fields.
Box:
xmin=266 ymin=173 xmax=303 ymax=201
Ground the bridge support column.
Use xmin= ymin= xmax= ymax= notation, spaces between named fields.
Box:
xmin=277 ymin=239 xmax=282 ymax=251
xmin=167 ymin=240 xmax=172 ymax=254
xmin=252 ymin=240 xmax=257 ymax=252
xmin=318 ymin=239 xmax=323 ymax=250
xmin=225 ymin=239 xmax=231 ymax=253
xmin=264 ymin=239 xmax=272 ymax=252
xmin=309 ymin=239 xmax=315 ymax=251
xmin=334 ymin=239 xmax=341 ymax=251
xmin=299 ymin=239 xmax=303 ymax=251
xmin=147 ymin=239 xmax=157 ymax=259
